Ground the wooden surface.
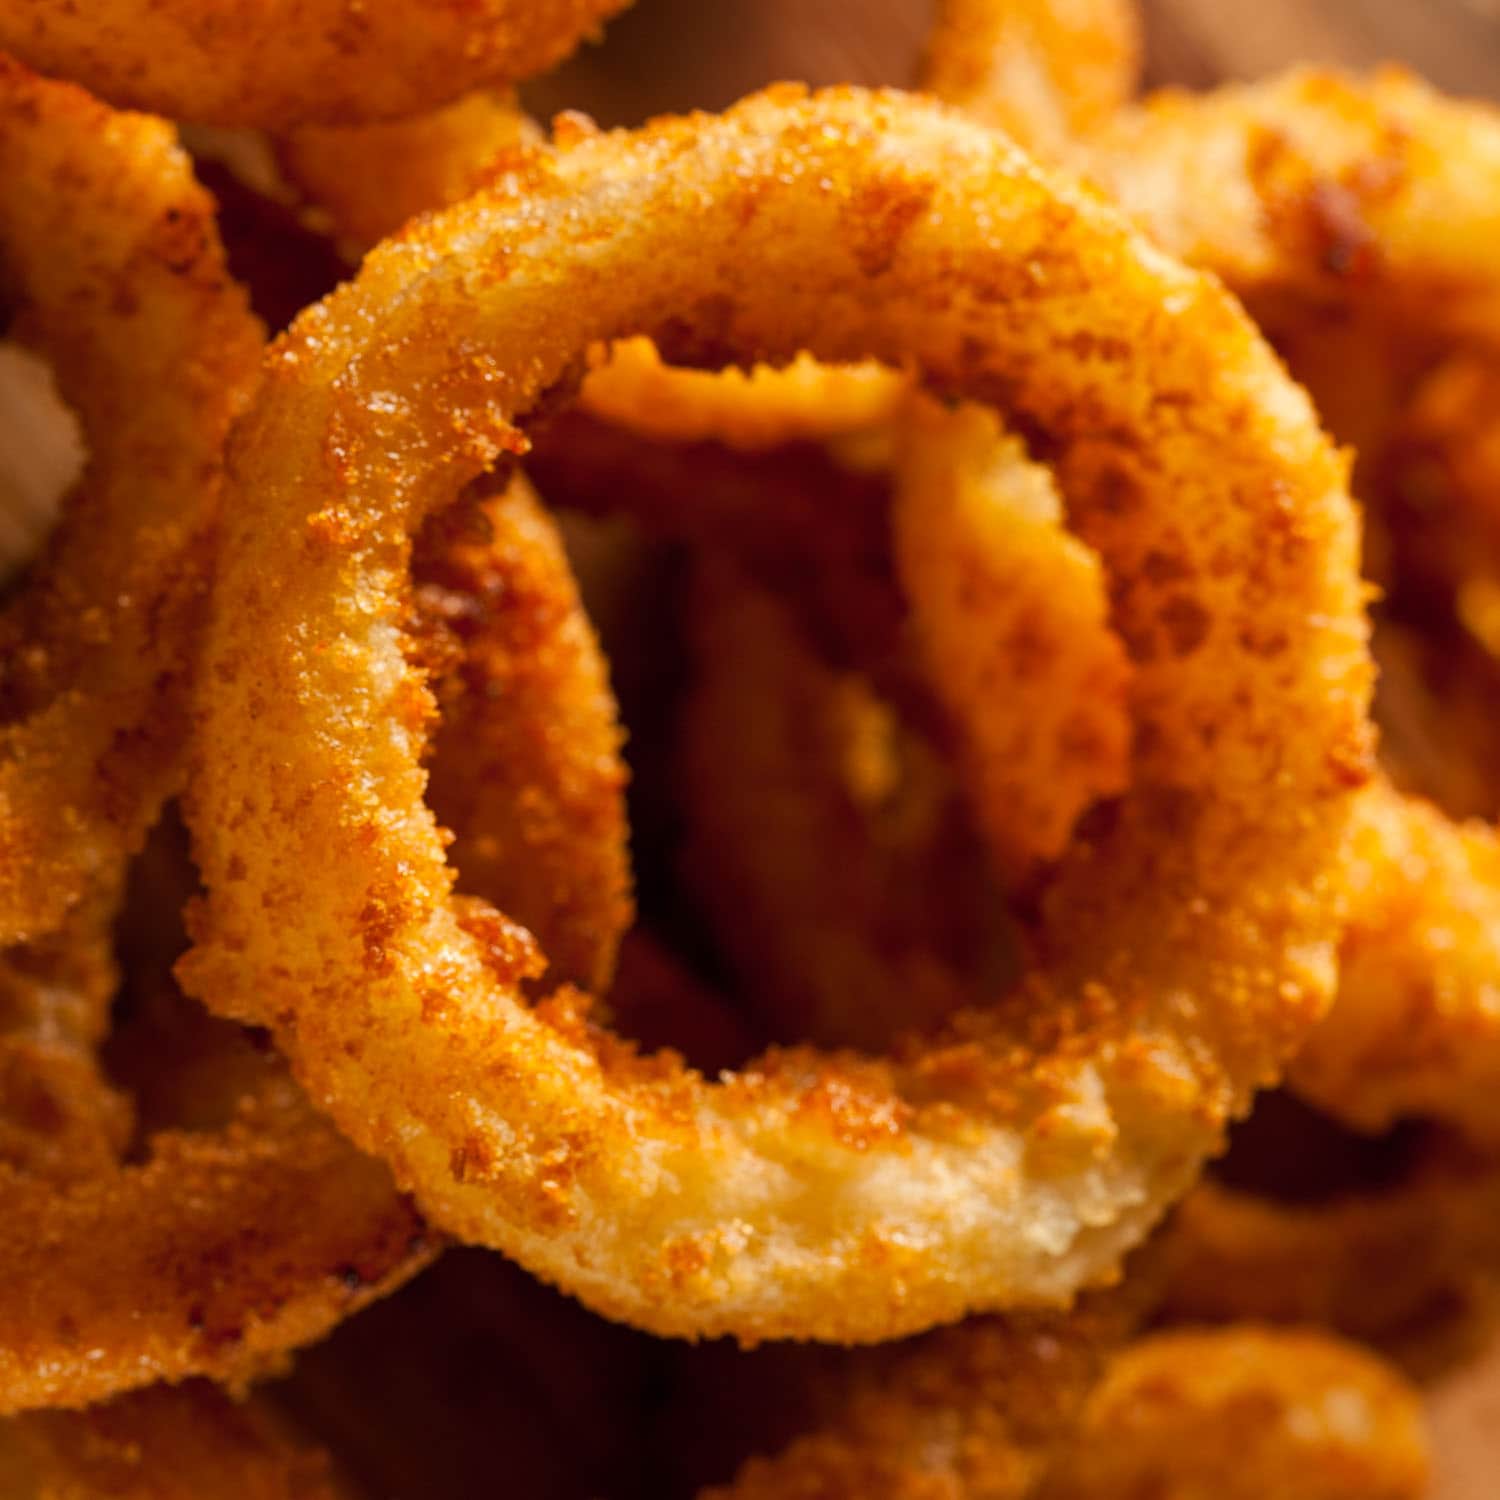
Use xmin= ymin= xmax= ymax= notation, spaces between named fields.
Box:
xmin=529 ymin=4 xmax=1500 ymax=1494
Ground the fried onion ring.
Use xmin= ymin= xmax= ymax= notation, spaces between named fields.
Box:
xmin=1035 ymin=1326 xmax=1430 ymax=1500
xmin=0 ymin=2 xmax=633 ymax=129
xmin=1164 ymin=1115 xmax=1500 ymax=1345
xmin=1079 ymin=69 xmax=1500 ymax=335
xmin=182 ymin=86 xmax=1371 ymax=1341
xmin=0 ymin=1382 xmax=356 ymax=1499
xmin=418 ymin=477 xmax=632 ymax=995
xmin=920 ymin=0 xmax=1143 ymax=156
xmin=699 ymin=1278 xmax=1156 ymax=1500
xmin=0 ymin=57 xmax=262 ymax=946
xmin=0 ymin=823 xmax=435 ymax=1414
xmin=276 ymin=91 xmax=541 ymax=259
xmin=890 ymin=396 xmax=1131 ymax=879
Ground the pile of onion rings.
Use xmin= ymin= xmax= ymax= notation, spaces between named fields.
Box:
xmin=11 ymin=0 xmax=1500 ymax=1491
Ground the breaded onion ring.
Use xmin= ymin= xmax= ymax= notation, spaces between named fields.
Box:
xmin=890 ymin=397 xmax=1131 ymax=879
xmin=418 ymin=478 xmax=632 ymax=995
xmin=1036 ymin=1326 xmax=1430 ymax=1500
xmin=0 ymin=459 xmax=631 ymax=1409
xmin=277 ymin=91 xmax=541 ymax=259
xmin=701 ymin=1279 xmax=1155 ymax=1500
xmin=1031 ymin=67 xmax=1500 ymax=1152
xmin=1079 ymin=69 xmax=1500 ymax=334
xmin=1290 ymin=781 xmax=1500 ymax=1145
xmin=0 ymin=1 xmax=633 ymax=130
xmin=0 ymin=58 xmax=262 ymax=946
xmin=0 ymin=1382 xmax=356 ymax=1499
xmin=0 ymin=865 xmax=434 ymax=1414
xmin=1164 ymin=1133 xmax=1500 ymax=1344
xmin=0 ymin=62 xmax=441 ymax=1411
xmin=182 ymin=87 xmax=1371 ymax=1341
xmin=921 ymin=0 xmax=1143 ymax=156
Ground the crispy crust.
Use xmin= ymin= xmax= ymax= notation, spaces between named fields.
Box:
xmin=1037 ymin=1326 xmax=1430 ymax=1500
xmin=420 ymin=478 xmax=632 ymax=995
xmin=277 ymin=90 xmax=541 ymax=257
xmin=0 ymin=1 xmax=632 ymax=129
xmin=182 ymin=86 xmax=1371 ymax=1341
xmin=0 ymin=58 xmax=262 ymax=945
xmin=0 ymin=1383 xmax=357 ymax=1499
xmin=921 ymin=0 xmax=1143 ymax=156
xmin=1164 ymin=1140 xmax=1500 ymax=1343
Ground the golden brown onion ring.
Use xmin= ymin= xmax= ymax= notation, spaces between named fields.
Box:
xmin=1164 ymin=1134 xmax=1500 ymax=1345
xmin=0 ymin=1 xmax=632 ymax=129
xmin=1079 ymin=69 xmax=1500 ymax=335
xmin=0 ymin=1382 xmax=357 ymax=1499
xmin=890 ymin=397 xmax=1131 ymax=880
xmin=0 ymin=58 xmax=262 ymax=946
xmin=921 ymin=0 xmax=1143 ymax=156
xmin=701 ymin=1280 xmax=1155 ymax=1500
xmin=276 ymin=91 xmax=541 ymax=258
xmin=0 ymin=878 xmax=434 ymax=1413
xmin=182 ymin=86 xmax=1371 ymax=1341
xmin=967 ymin=63 xmax=1500 ymax=1152
xmin=419 ymin=478 xmax=632 ymax=996
xmin=1290 ymin=781 xmax=1500 ymax=1145
xmin=0 ymin=470 xmax=625 ymax=1408
xmin=1035 ymin=1326 xmax=1430 ymax=1500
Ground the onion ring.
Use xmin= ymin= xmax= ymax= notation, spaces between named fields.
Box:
xmin=1035 ymin=1326 xmax=1430 ymax=1500
xmin=914 ymin=58 xmax=1500 ymax=1150
xmin=182 ymin=86 xmax=1372 ymax=1340
xmin=418 ymin=477 xmax=632 ymax=995
xmin=920 ymin=0 xmax=1143 ymax=156
xmin=0 ymin=1382 xmax=355 ymax=1499
xmin=0 ymin=833 xmax=435 ymax=1414
xmin=277 ymin=91 xmax=541 ymax=259
xmin=697 ymin=1277 xmax=1157 ymax=1500
xmin=0 ymin=1 xmax=633 ymax=129
xmin=0 ymin=459 xmax=630 ymax=1409
xmin=1288 ymin=781 xmax=1500 ymax=1144
xmin=1165 ymin=1148 xmax=1500 ymax=1347
xmin=890 ymin=396 xmax=1131 ymax=879
xmin=0 ymin=56 xmax=262 ymax=946
xmin=1078 ymin=69 xmax=1500 ymax=335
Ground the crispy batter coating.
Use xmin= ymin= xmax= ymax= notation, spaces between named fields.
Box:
xmin=0 ymin=1383 xmax=357 ymax=1499
xmin=1164 ymin=1142 xmax=1500 ymax=1344
xmin=0 ymin=63 xmax=444 ymax=1411
xmin=278 ymin=91 xmax=541 ymax=258
xmin=0 ymin=58 xmax=262 ymax=946
xmin=1292 ymin=780 xmax=1500 ymax=1144
xmin=182 ymin=86 xmax=1371 ymax=1341
xmin=0 ymin=1 xmax=632 ymax=129
xmin=0 ymin=820 xmax=434 ymax=1414
xmin=1036 ymin=1327 xmax=1430 ymax=1500
xmin=419 ymin=479 xmax=632 ymax=995
xmin=580 ymin=339 xmax=905 ymax=452
xmin=1080 ymin=68 xmax=1500 ymax=332
xmin=921 ymin=0 xmax=1143 ymax=156
xmin=891 ymin=397 xmax=1131 ymax=879
xmin=703 ymin=1282 xmax=1153 ymax=1500
xmin=1058 ymin=67 xmax=1500 ymax=1156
